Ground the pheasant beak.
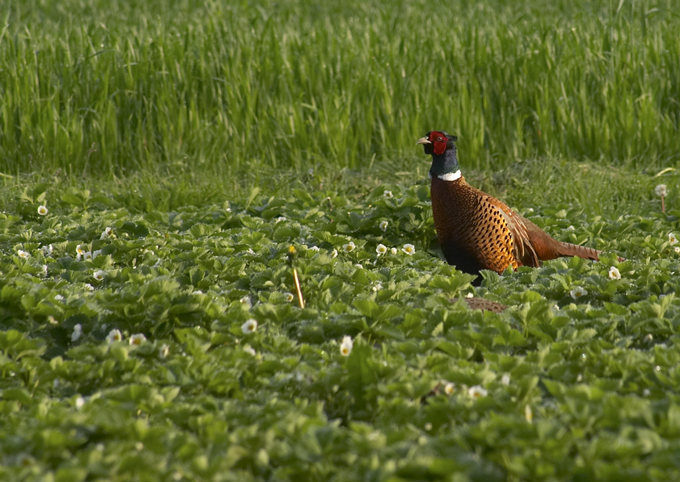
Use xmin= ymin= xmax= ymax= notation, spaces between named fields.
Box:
xmin=416 ymin=136 xmax=431 ymax=145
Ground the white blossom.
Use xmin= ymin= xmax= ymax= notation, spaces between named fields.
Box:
xmin=71 ymin=324 xmax=83 ymax=342
xmin=100 ymin=227 xmax=114 ymax=239
xmin=342 ymin=241 xmax=356 ymax=253
xmin=608 ymin=266 xmax=621 ymax=280
xmin=468 ymin=385 xmax=488 ymax=399
xmin=340 ymin=336 xmax=353 ymax=356
xmin=160 ymin=344 xmax=170 ymax=358
xmin=241 ymin=319 xmax=258 ymax=334
xmin=570 ymin=286 xmax=588 ymax=299
xmin=106 ymin=329 xmax=123 ymax=344
xmin=129 ymin=333 xmax=147 ymax=345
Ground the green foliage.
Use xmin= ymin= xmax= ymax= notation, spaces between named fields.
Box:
xmin=1 ymin=0 xmax=680 ymax=478
xmin=1 ymin=159 xmax=680 ymax=480
xmin=1 ymin=0 xmax=679 ymax=174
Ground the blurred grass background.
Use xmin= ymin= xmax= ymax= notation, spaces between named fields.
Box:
xmin=1 ymin=0 xmax=678 ymax=177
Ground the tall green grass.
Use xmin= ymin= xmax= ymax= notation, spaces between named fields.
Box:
xmin=1 ymin=0 xmax=679 ymax=175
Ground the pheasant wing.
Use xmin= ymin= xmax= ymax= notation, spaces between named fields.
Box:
xmin=489 ymin=198 xmax=540 ymax=267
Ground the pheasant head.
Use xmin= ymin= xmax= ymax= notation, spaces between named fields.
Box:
xmin=417 ymin=131 xmax=461 ymax=181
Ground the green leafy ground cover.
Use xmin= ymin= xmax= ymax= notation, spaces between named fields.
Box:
xmin=3 ymin=0 xmax=680 ymax=479
xmin=1 ymin=162 xmax=680 ymax=480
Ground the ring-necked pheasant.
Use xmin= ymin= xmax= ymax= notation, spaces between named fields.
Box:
xmin=418 ymin=130 xmax=601 ymax=277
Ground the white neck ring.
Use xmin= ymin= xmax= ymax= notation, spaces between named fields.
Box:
xmin=437 ymin=170 xmax=461 ymax=181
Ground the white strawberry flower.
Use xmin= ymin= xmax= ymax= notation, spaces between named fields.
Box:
xmin=340 ymin=336 xmax=353 ymax=356
xmin=160 ymin=344 xmax=170 ymax=358
xmin=342 ymin=241 xmax=356 ymax=253
xmin=129 ymin=333 xmax=147 ymax=345
xmin=379 ymin=220 xmax=388 ymax=232
xmin=241 ymin=319 xmax=258 ymax=334
xmin=669 ymin=233 xmax=678 ymax=245
xmin=444 ymin=382 xmax=455 ymax=395
xmin=608 ymin=266 xmax=621 ymax=280
xmin=468 ymin=385 xmax=488 ymax=399
xmin=383 ymin=190 xmax=393 ymax=199
xmin=100 ymin=227 xmax=114 ymax=239
xmin=106 ymin=329 xmax=123 ymax=344
xmin=17 ymin=249 xmax=30 ymax=259
xmin=376 ymin=243 xmax=387 ymax=256
xmin=570 ymin=286 xmax=588 ymax=299
xmin=71 ymin=324 xmax=83 ymax=342
xmin=37 ymin=205 xmax=48 ymax=216
xmin=402 ymin=243 xmax=415 ymax=255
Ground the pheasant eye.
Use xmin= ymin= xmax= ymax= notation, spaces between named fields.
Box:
xmin=436 ymin=137 xmax=444 ymax=142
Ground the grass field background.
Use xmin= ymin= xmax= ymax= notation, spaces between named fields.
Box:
xmin=2 ymin=0 xmax=680 ymax=175
xmin=2 ymin=0 xmax=680 ymax=480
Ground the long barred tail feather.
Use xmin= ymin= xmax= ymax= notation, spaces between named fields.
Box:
xmin=557 ymin=242 xmax=600 ymax=261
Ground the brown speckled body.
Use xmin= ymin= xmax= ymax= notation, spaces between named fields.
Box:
xmin=430 ymin=175 xmax=600 ymax=275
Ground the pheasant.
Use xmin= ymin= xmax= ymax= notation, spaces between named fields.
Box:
xmin=417 ymin=130 xmax=601 ymax=277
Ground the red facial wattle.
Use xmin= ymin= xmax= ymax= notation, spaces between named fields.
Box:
xmin=429 ymin=131 xmax=448 ymax=156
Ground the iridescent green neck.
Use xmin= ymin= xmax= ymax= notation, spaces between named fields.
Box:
xmin=429 ymin=145 xmax=461 ymax=181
